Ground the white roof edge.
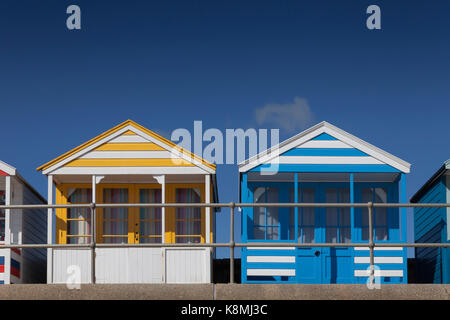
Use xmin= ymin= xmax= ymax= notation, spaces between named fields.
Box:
xmin=0 ymin=160 xmax=17 ymax=175
xmin=43 ymin=124 xmax=216 ymax=176
xmin=445 ymin=159 xmax=450 ymax=169
xmin=238 ymin=121 xmax=411 ymax=173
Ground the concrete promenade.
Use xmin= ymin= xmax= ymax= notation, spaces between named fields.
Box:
xmin=0 ymin=284 xmax=448 ymax=300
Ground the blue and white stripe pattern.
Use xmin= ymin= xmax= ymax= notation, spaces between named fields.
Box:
xmin=245 ymin=247 xmax=296 ymax=278
xmin=353 ymin=247 xmax=406 ymax=278
xmin=252 ymin=133 xmax=400 ymax=173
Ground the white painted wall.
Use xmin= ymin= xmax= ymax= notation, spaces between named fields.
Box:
xmin=52 ymin=247 xmax=211 ymax=284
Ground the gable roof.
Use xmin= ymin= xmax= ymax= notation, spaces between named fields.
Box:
xmin=37 ymin=120 xmax=216 ymax=175
xmin=0 ymin=160 xmax=16 ymax=176
xmin=238 ymin=121 xmax=411 ymax=173
xmin=410 ymin=159 xmax=450 ymax=203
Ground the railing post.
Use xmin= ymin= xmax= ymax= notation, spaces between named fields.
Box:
xmin=368 ymin=201 xmax=375 ymax=286
xmin=229 ymin=202 xmax=235 ymax=284
xmin=91 ymin=203 xmax=96 ymax=284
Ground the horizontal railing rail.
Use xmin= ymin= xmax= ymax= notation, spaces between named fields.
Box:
xmin=1 ymin=202 xmax=450 ymax=284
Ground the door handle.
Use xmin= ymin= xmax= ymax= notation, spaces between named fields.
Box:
xmin=314 ymin=250 xmax=320 ymax=257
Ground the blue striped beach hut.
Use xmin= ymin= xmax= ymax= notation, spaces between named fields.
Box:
xmin=238 ymin=121 xmax=411 ymax=284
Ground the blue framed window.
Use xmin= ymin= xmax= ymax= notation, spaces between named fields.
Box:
xmin=252 ymin=187 xmax=279 ymax=240
xmin=325 ymin=188 xmax=351 ymax=243
xmin=361 ymin=187 xmax=388 ymax=241
xmin=289 ymin=188 xmax=315 ymax=243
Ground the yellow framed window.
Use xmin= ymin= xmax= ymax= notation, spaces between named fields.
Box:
xmin=66 ymin=187 xmax=92 ymax=244
xmin=99 ymin=186 xmax=131 ymax=244
xmin=138 ymin=187 xmax=162 ymax=243
xmin=174 ymin=187 xmax=202 ymax=243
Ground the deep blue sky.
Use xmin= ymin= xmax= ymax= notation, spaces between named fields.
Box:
xmin=1 ymin=1 xmax=449 ymax=258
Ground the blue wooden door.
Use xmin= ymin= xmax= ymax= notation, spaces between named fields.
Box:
xmin=295 ymin=186 xmax=322 ymax=283
xmin=320 ymin=185 xmax=354 ymax=283
xmin=296 ymin=184 xmax=354 ymax=284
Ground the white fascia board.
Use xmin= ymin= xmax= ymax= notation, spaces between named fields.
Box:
xmin=321 ymin=123 xmax=411 ymax=173
xmin=43 ymin=125 xmax=215 ymax=175
xmin=0 ymin=160 xmax=16 ymax=176
xmin=130 ymin=127 xmax=215 ymax=175
xmin=238 ymin=125 xmax=327 ymax=172
xmin=42 ymin=126 xmax=132 ymax=175
xmin=51 ymin=166 xmax=209 ymax=175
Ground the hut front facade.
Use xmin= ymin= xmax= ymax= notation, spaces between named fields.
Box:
xmin=238 ymin=122 xmax=411 ymax=284
xmin=38 ymin=120 xmax=218 ymax=284
xmin=0 ymin=161 xmax=47 ymax=284
xmin=411 ymin=159 xmax=450 ymax=283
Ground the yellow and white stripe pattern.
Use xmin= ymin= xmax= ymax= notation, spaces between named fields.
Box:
xmin=47 ymin=128 xmax=211 ymax=175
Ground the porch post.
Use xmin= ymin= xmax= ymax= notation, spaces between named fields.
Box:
xmin=4 ymin=175 xmax=11 ymax=245
xmin=241 ymin=173 xmax=248 ymax=242
xmin=4 ymin=175 xmax=11 ymax=284
xmin=47 ymin=175 xmax=53 ymax=284
xmin=294 ymin=172 xmax=299 ymax=241
xmin=350 ymin=173 xmax=355 ymax=242
xmin=91 ymin=175 xmax=97 ymax=284
xmin=161 ymin=175 xmax=166 ymax=244
xmin=400 ymin=173 xmax=407 ymax=242
xmin=205 ymin=174 xmax=211 ymax=243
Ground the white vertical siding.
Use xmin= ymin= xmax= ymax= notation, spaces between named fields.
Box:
xmin=96 ymin=248 xmax=163 ymax=283
xmin=11 ymin=177 xmax=47 ymax=283
xmin=53 ymin=249 xmax=92 ymax=284
xmin=20 ymin=178 xmax=47 ymax=283
xmin=165 ymin=248 xmax=210 ymax=283
xmin=53 ymin=247 xmax=211 ymax=284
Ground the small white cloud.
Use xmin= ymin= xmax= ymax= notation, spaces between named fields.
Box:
xmin=254 ymin=97 xmax=314 ymax=132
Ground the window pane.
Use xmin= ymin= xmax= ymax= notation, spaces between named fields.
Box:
xmin=301 ymin=227 xmax=315 ymax=243
xmin=176 ymin=236 xmax=201 ymax=244
xmin=176 ymin=220 xmax=201 ymax=235
xmin=139 ymin=189 xmax=162 ymax=242
xmin=253 ymin=226 xmax=265 ymax=240
xmin=362 ymin=228 xmax=369 ymax=241
xmin=0 ymin=191 xmax=5 ymax=241
xmin=140 ymin=237 xmax=162 ymax=244
xmin=340 ymin=188 xmax=350 ymax=203
xmin=289 ymin=188 xmax=295 ymax=227
xmin=289 ymin=226 xmax=295 ymax=240
xmin=266 ymin=226 xmax=279 ymax=240
xmin=253 ymin=208 xmax=265 ymax=225
xmin=376 ymin=228 xmax=388 ymax=241
xmin=375 ymin=208 xmax=387 ymax=225
xmin=140 ymin=221 xmax=161 ymax=236
xmin=326 ymin=227 xmax=338 ymax=243
xmin=302 ymin=209 xmax=315 ymax=226
xmin=67 ymin=236 xmax=90 ymax=244
xmin=139 ymin=189 xmax=162 ymax=220
xmin=301 ymin=188 xmax=315 ymax=226
xmin=175 ymin=188 xmax=202 ymax=239
xmin=340 ymin=208 xmax=351 ymax=226
xmin=361 ymin=188 xmax=372 ymax=228
xmin=68 ymin=221 xmax=91 ymax=243
xmin=103 ymin=237 xmax=128 ymax=244
xmin=67 ymin=188 xmax=92 ymax=241
xmin=340 ymin=228 xmax=351 ymax=243
xmin=374 ymin=188 xmax=387 ymax=203
xmin=103 ymin=188 xmax=128 ymax=241
xmin=326 ymin=188 xmax=338 ymax=225
xmin=266 ymin=188 xmax=279 ymax=225
xmin=176 ymin=188 xmax=201 ymax=219
xmin=103 ymin=221 xmax=128 ymax=235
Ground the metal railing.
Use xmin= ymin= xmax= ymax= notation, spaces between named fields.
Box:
xmin=1 ymin=202 xmax=450 ymax=285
